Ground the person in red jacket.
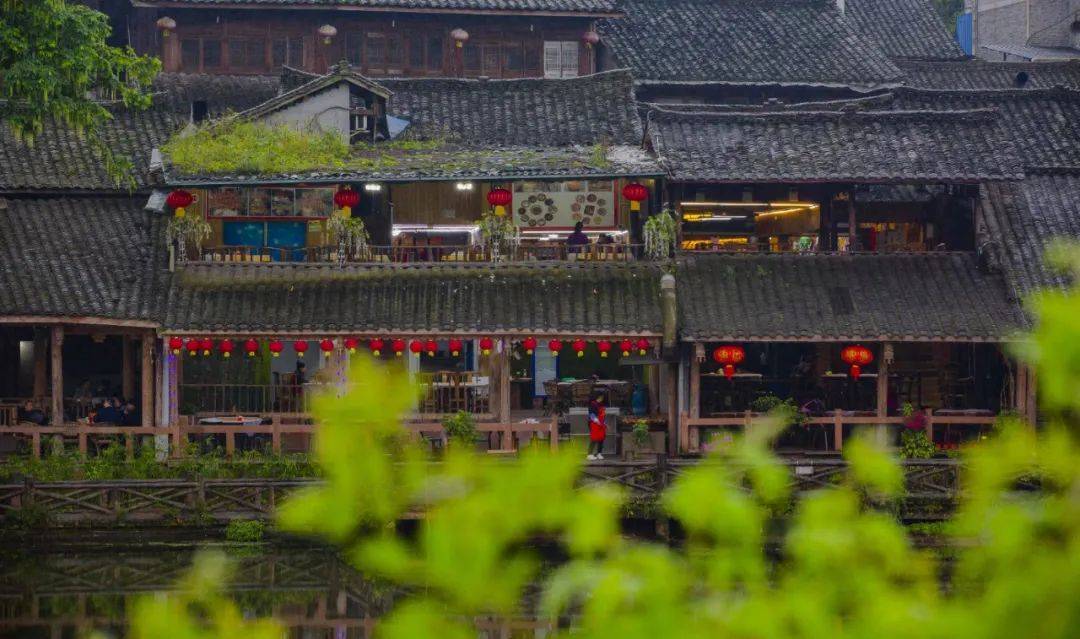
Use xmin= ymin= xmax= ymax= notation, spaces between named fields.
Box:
xmin=587 ymin=393 xmax=606 ymax=460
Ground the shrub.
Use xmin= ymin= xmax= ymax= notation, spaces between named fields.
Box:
xmin=901 ymin=429 xmax=936 ymax=459
xmin=225 ymin=519 xmax=266 ymax=543
xmin=442 ymin=411 xmax=478 ymax=447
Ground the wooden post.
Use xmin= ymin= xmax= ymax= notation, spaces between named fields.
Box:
xmin=1023 ymin=365 xmax=1037 ymax=425
xmin=141 ymin=333 xmax=154 ymax=428
xmin=924 ymin=408 xmax=934 ymax=446
xmin=33 ymin=329 xmax=47 ymax=399
xmin=549 ymin=414 xmax=559 ymax=451
xmin=847 ymin=193 xmax=857 ymax=251
xmin=122 ymin=336 xmax=135 ymax=401
xmin=688 ymin=346 xmax=701 ymax=420
xmin=875 ymin=343 xmax=891 ymax=447
xmin=678 ymin=411 xmax=689 ymax=455
xmin=50 ymin=326 xmax=63 ymax=426
xmin=272 ymin=415 xmax=282 ymax=454
xmin=496 ymin=340 xmax=511 ymax=424
xmin=833 ymin=409 xmax=844 ymax=451
xmin=1014 ymin=363 xmax=1028 ymax=419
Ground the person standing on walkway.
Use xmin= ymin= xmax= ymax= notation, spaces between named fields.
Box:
xmin=587 ymin=393 xmax=606 ymax=460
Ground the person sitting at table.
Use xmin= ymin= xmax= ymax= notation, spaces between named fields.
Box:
xmin=17 ymin=400 xmax=46 ymax=426
xmin=95 ymin=399 xmax=121 ymax=425
xmin=566 ymin=222 xmax=589 ymax=253
xmin=119 ymin=402 xmax=140 ymax=426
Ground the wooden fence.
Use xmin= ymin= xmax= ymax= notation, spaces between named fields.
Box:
xmin=680 ymin=409 xmax=999 ymax=453
xmin=0 ymin=458 xmax=970 ymax=526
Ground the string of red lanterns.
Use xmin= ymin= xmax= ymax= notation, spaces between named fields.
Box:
xmin=712 ymin=344 xmax=746 ymax=380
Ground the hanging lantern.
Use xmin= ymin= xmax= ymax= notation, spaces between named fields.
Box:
xmin=369 ymin=338 xmax=385 ymax=356
xmin=622 ymin=183 xmax=649 ymax=212
xmin=219 ymin=339 xmax=235 ymax=359
xmin=269 ymin=339 xmax=284 ymax=358
xmin=841 ymin=345 xmax=874 ymax=379
xmin=450 ymin=28 xmax=469 ymax=48
xmin=334 ymin=185 xmax=360 ymax=217
xmin=712 ymin=345 xmax=746 ymax=379
xmin=449 ymin=338 xmax=464 ymax=357
xmin=479 ymin=337 xmax=494 ymax=356
xmin=185 ymin=339 xmax=200 ymax=357
xmin=723 ymin=364 xmax=736 ymax=380
xmin=200 ymin=338 xmax=213 ymax=357
xmin=156 ymin=16 xmax=176 ymax=37
xmin=344 ymin=337 xmax=359 ymax=354
xmin=548 ymin=339 xmax=563 ymax=356
xmin=320 ymin=339 xmax=335 ymax=357
xmin=521 ymin=337 xmax=537 ymax=355
xmin=317 ymin=24 xmax=338 ymax=45
xmin=168 ymin=336 xmax=184 ymax=355
xmin=166 ymin=189 xmax=194 ymax=218
xmin=635 ymin=338 xmax=650 ymax=356
xmin=582 ymin=30 xmax=600 ymax=49
xmin=572 ymin=339 xmax=587 ymax=358
xmin=244 ymin=339 xmax=259 ymax=357
xmin=392 ymin=339 xmax=406 ymax=357
xmin=425 ymin=339 xmax=438 ymax=357
xmin=293 ymin=340 xmax=309 ymax=357
xmin=487 ymin=187 xmax=512 ymax=217
xmin=619 ymin=339 xmax=633 ymax=357
xmin=409 ymin=340 xmax=423 ymax=356
xmin=597 ymin=340 xmax=612 ymax=358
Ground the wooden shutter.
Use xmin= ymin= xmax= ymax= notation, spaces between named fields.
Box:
xmin=543 ymin=41 xmax=561 ymax=78
xmin=560 ymin=41 xmax=579 ymax=78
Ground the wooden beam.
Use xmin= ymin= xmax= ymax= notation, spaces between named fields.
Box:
xmin=50 ymin=326 xmax=63 ymax=426
xmin=122 ymin=337 xmax=135 ymax=400
xmin=0 ymin=316 xmax=158 ymax=328
xmin=141 ymin=333 xmax=154 ymax=428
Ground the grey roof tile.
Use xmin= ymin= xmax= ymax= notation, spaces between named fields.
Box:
xmin=598 ymin=0 xmax=902 ymax=86
xmin=152 ymin=73 xmax=282 ymax=118
xmin=897 ymin=59 xmax=1080 ymax=89
xmin=677 ymin=253 xmax=1026 ymax=341
xmin=842 ymin=0 xmax=965 ymax=61
xmin=135 ymin=0 xmax=618 ymax=13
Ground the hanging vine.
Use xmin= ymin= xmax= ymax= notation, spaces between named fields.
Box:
xmin=165 ymin=215 xmax=211 ymax=264
xmin=327 ymin=211 xmax=371 ymax=265
xmin=478 ymin=212 xmax=518 ymax=262
xmin=643 ymin=207 xmax=678 ymax=260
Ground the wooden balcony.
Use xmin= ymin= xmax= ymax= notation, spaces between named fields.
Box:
xmin=186 ymin=243 xmax=644 ymax=266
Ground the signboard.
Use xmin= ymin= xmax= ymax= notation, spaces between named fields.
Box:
xmin=512 ymin=180 xmax=616 ymax=230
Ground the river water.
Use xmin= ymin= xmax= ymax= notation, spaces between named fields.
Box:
xmin=0 ymin=534 xmax=550 ymax=639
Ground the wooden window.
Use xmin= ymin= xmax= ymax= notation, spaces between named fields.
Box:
xmin=503 ymin=42 xmax=524 ymax=75
xmin=427 ymin=36 xmax=444 ymax=71
xmin=482 ymin=45 xmax=501 ymax=76
xmin=273 ymin=37 xmax=305 ymax=69
xmin=543 ymin=41 xmax=578 ymax=78
xmin=366 ymin=32 xmax=386 ymax=68
xmin=524 ymin=41 xmax=542 ymax=72
xmin=345 ymin=33 xmax=364 ymax=66
xmin=408 ymin=33 xmax=424 ymax=68
xmin=228 ymin=39 xmax=266 ymax=70
xmin=202 ymin=40 xmax=221 ymax=69
xmin=463 ymin=42 xmax=481 ymax=73
xmin=180 ymin=39 xmax=200 ymax=70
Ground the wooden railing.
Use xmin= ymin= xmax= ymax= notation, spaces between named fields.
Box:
xmin=680 ymin=409 xmax=1000 ymax=453
xmin=189 ymin=243 xmax=644 ymax=265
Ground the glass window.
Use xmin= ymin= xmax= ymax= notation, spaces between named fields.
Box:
xmin=206 ymin=187 xmax=245 ymax=217
xmin=543 ymin=41 xmax=578 ymax=78
xmin=248 ymin=189 xmax=271 ymax=216
xmin=181 ymin=39 xmax=200 ymax=70
xmin=427 ymin=36 xmax=444 ymax=70
xmin=296 ymin=188 xmax=334 ymax=217
xmin=346 ymin=33 xmax=364 ymax=66
xmin=202 ymin=40 xmax=221 ymax=69
xmin=463 ymin=43 xmax=481 ymax=72
xmin=268 ymin=188 xmax=295 ymax=217
xmin=482 ymin=45 xmax=500 ymax=76
xmin=366 ymin=33 xmax=386 ymax=67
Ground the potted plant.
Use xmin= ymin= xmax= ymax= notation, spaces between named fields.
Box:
xmin=442 ymin=411 xmax=479 ymax=449
xmin=622 ymin=419 xmax=664 ymax=460
xmin=643 ymin=207 xmax=677 ymax=260
xmin=326 ymin=210 xmax=370 ymax=265
xmin=899 ymin=403 xmax=935 ymax=459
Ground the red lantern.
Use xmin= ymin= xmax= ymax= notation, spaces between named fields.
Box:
xmin=269 ymin=339 xmax=284 ymax=358
xmin=635 ymin=338 xmax=650 ymax=356
xmin=548 ymin=339 xmax=563 ymax=356
xmin=450 ymin=27 xmax=469 ymax=48
xmin=219 ymin=339 xmax=235 ymax=358
xmin=572 ymin=339 xmax=587 ymax=358
xmin=334 ymin=185 xmax=360 ymax=217
xmin=200 ymin=338 xmax=213 ymax=357
xmin=622 ymin=183 xmax=648 ymax=212
xmin=185 ymin=339 xmax=200 ymax=357
xmin=582 ymin=30 xmax=600 ymax=48
xmin=841 ymin=345 xmax=874 ymax=378
xmin=597 ymin=340 xmax=612 ymax=358
xmin=244 ymin=339 xmax=259 ymax=357
xmin=723 ymin=364 xmax=736 ymax=380
xmin=320 ymin=339 xmax=335 ymax=357
xmin=487 ymin=187 xmax=512 ymax=217
xmin=166 ymin=189 xmax=194 ymax=217
xmin=392 ymin=339 xmax=406 ymax=357
xmin=344 ymin=337 xmax=359 ymax=354
xmin=425 ymin=339 xmax=438 ymax=357
xmin=479 ymin=337 xmax=494 ymax=356
xmin=619 ymin=339 xmax=633 ymax=357
xmin=713 ymin=345 xmax=746 ymax=379
xmin=370 ymin=338 xmax=385 ymax=356
xmin=521 ymin=337 xmax=537 ymax=355
xmin=449 ymin=339 xmax=463 ymax=357
xmin=168 ymin=336 xmax=184 ymax=355
xmin=293 ymin=340 xmax=309 ymax=357
xmin=409 ymin=340 xmax=423 ymax=356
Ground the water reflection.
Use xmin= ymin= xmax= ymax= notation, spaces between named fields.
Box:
xmin=0 ymin=543 xmax=549 ymax=639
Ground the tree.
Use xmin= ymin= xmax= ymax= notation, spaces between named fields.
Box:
xmin=0 ymin=0 xmax=159 ymax=183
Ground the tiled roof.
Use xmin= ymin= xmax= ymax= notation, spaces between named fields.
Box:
xmin=598 ymin=0 xmax=902 ymax=86
xmin=891 ymin=87 xmax=1080 ymax=170
xmin=0 ymin=198 xmax=168 ymax=321
xmin=982 ymin=43 xmax=1080 ymax=61
xmin=0 ymin=107 xmax=178 ymax=192
xmin=677 ymin=253 xmax=1026 ymax=342
xmin=134 ymin=0 xmax=619 ymax=14
xmin=896 ymin=59 xmax=1080 ymax=89
xmin=979 ymin=171 xmax=1080 ymax=299
xmin=163 ymin=262 xmax=664 ymax=335
xmin=648 ymin=107 xmax=1023 ymax=183
xmin=842 ymin=0 xmax=965 ymax=61
xmin=381 ymin=70 xmax=643 ymax=146
xmin=152 ymin=73 xmax=281 ymax=118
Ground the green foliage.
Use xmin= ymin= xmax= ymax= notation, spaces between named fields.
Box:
xmin=643 ymin=208 xmax=677 ymax=260
xmin=1 ymin=0 xmax=159 ymax=186
xmin=442 ymin=411 xmax=479 ymax=447
xmin=751 ymin=393 xmax=807 ymax=427
xmin=900 ymin=429 xmax=936 ymax=459
xmin=164 ymin=121 xmax=350 ymax=175
xmin=632 ymin=419 xmax=651 ymax=447
xmin=478 ymin=211 xmax=517 ymax=257
xmin=115 ymin=551 xmax=282 ymax=639
xmin=225 ymin=519 xmax=266 ymax=543
xmin=166 ymin=214 xmax=212 ymax=255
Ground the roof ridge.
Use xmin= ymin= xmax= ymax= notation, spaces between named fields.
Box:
xmin=895 ymin=85 xmax=1080 ymax=99
xmin=651 ymin=106 xmax=1001 ymax=121
xmin=381 ymin=68 xmax=636 ymax=87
